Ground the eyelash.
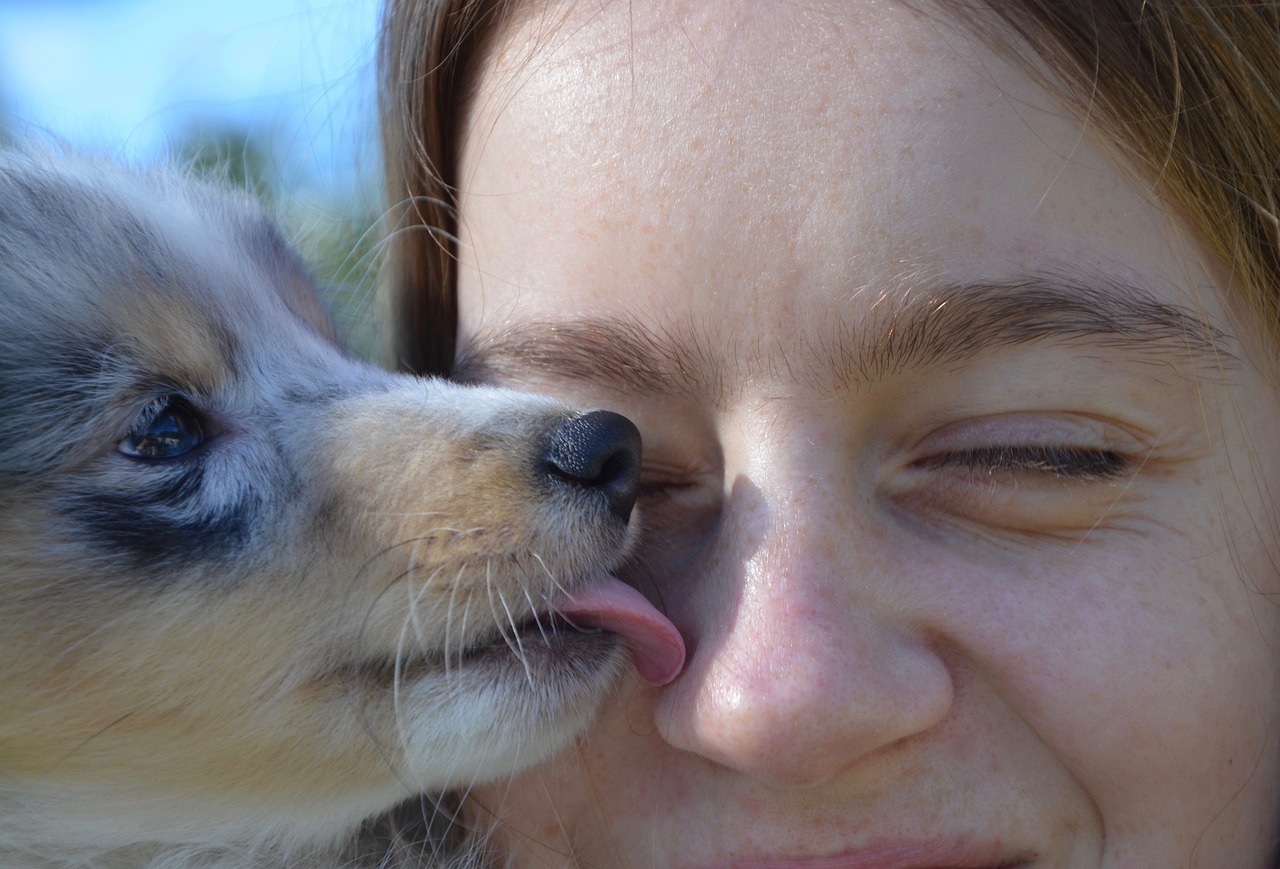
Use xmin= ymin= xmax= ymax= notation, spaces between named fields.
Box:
xmin=918 ymin=444 xmax=1131 ymax=481
xmin=637 ymin=478 xmax=698 ymax=499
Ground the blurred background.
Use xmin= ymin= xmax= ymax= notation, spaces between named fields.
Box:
xmin=0 ymin=0 xmax=385 ymax=357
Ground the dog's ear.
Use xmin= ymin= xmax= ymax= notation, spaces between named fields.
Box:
xmin=234 ymin=210 xmax=343 ymax=348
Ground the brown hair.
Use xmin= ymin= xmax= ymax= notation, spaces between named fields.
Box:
xmin=962 ymin=2 xmax=1280 ymax=355
xmin=378 ymin=0 xmax=516 ymax=375
xmin=378 ymin=0 xmax=1280 ymax=372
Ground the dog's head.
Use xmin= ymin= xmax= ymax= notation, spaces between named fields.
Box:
xmin=0 ymin=151 xmax=682 ymax=853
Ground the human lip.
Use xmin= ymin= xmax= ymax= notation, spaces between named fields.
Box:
xmin=688 ymin=840 xmax=1034 ymax=869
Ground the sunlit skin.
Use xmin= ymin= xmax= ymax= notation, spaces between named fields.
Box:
xmin=448 ymin=1 xmax=1280 ymax=866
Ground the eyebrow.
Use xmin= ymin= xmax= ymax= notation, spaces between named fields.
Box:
xmin=452 ymin=275 xmax=1239 ymax=405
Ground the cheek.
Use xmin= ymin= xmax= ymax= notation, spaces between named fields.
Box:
xmin=955 ymin=543 xmax=1280 ymax=833
xmin=463 ymin=687 xmax=672 ymax=855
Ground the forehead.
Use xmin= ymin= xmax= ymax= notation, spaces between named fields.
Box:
xmin=458 ymin=0 xmax=1234 ymax=354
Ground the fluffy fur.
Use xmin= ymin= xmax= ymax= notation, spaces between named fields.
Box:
xmin=0 ymin=150 xmax=644 ymax=867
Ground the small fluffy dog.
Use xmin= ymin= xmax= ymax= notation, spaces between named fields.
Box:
xmin=0 ymin=150 xmax=683 ymax=868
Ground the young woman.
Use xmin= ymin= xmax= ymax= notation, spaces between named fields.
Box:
xmin=379 ymin=1 xmax=1280 ymax=866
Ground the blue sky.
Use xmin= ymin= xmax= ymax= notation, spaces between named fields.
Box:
xmin=0 ymin=0 xmax=381 ymax=192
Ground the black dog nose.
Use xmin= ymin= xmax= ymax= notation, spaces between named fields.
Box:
xmin=542 ymin=410 xmax=642 ymax=522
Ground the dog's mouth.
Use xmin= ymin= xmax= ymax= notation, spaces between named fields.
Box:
xmin=516 ymin=577 xmax=685 ymax=685
xmin=358 ymin=577 xmax=685 ymax=687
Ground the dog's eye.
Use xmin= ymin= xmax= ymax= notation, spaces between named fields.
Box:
xmin=118 ymin=398 xmax=204 ymax=460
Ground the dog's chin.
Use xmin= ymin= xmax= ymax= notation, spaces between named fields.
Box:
xmin=348 ymin=625 xmax=629 ymax=791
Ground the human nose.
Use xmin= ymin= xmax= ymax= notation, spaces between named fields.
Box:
xmin=657 ymin=475 xmax=955 ymax=789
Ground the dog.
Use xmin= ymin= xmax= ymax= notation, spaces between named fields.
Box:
xmin=0 ymin=149 xmax=684 ymax=868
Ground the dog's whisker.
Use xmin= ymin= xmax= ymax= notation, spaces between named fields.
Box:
xmin=488 ymin=567 xmax=526 ymax=664
xmin=483 ymin=559 xmax=517 ymax=650
xmin=518 ymin=583 xmax=552 ymax=646
xmin=406 ymin=557 xmax=444 ymax=650
xmin=532 ymin=551 xmax=572 ymax=600
xmin=496 ymin=587 xmax=537 ymax=690
xmin=441 ymin=579 xmax=456 ymax=680
xmin=391 ymin=589 xmax=423 ymax=747
xmin=0 ymin=151 xmax=653 ymax=868
xmin=348 ymin=529 xmax=484 ymax=599
xmin=450 ymin=564 xmax=473 ymax=675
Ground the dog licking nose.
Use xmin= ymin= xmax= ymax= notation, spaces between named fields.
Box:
xmin=540 ymin=409 xmax=642 ymax=521
xmin=0 ymin=150 xmax=683 ymax=869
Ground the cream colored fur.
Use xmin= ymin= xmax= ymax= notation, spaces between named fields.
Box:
xmin=0 ymin=150 xmax=637 ymax=868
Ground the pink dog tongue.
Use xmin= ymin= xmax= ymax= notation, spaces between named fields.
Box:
xmin=558 ymin=578 xmax=686 ymax=685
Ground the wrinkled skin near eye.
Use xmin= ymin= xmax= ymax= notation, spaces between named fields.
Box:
xmin=447 ymin=1 xmax=1280 ymax=866
xmin=117 ymin=397 xmax=205 ymax=460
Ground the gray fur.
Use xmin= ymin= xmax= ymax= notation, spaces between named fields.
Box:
xmin=0 ymin=149 xmax=635 ymax=868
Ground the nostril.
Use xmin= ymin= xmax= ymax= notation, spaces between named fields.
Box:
xmin=542 ymin=410 xmax=642 ymax=522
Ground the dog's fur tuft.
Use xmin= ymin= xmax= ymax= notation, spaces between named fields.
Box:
xmin=0 ymin=149 xmax=644 ymax=868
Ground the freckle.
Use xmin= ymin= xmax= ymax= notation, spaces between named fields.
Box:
xmin=689 ymin=136 xmax=703 ymax=151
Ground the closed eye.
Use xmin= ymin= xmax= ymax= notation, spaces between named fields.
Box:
xmin=915 ymin=444 xmax=1131 ymax=482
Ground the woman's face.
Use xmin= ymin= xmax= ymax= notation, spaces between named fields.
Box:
xmin=452 ymin=1 xmax=1280 ymax=865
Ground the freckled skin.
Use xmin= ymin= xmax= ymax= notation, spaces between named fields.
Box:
xmin=450 ymin=1 xmax=1280 ymax=866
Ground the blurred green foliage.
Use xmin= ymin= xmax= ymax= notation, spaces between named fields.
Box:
xmin=0 ymin=109 xmax=386 ymax=361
